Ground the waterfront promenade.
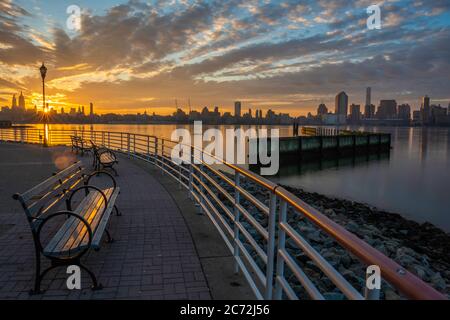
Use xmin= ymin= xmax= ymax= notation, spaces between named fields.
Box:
xmin=0 ymin=143 xmax=252 ymax=300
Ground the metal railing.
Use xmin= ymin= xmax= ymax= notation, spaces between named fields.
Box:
xmin=0 ymin=127 xmax=446 ymax=300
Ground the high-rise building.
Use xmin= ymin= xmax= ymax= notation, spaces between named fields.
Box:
xmin=317 ymin=103 xmax=328 ymax=116
xmin=335 ymin=91 xmax=348 ymax=116
xmin=234 ymin=101 xmax=241 ymax=118
xmin=349 ymin=104 xmax=361 ymax=122
xmin=18 ymin=91 xmax=25 ymax=109
xmin=11 ymin=94 xmax=17 ymax=109
xmin=365 ymin=87 xmax=371 ymax=107
xmin=364 ymin=87 xmax=375 ymax=118
xmin=398 ymin=104 xmax=411 ymax=121
xmin=364 ymin=104 xmax=375 ymax=119
xmin=90 ymin=102 xmax=94 ymax=116
xmin=421 ymin=95 xmax=431 ymax=124
xmin=377 ymin=100 xmax=397 ymax=119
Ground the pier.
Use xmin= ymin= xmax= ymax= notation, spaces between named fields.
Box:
xmin=0 ymin=142 xmax=252 ymax=300
xmin=0 ymin=127 xmax=446 ymax=300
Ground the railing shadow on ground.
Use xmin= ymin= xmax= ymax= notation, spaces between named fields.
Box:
xmin=0 ymin=127 xmax=446 ymax=300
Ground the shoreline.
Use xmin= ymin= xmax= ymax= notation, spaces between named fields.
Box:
xmin=217 ymin=173 xmax=450 ymax=298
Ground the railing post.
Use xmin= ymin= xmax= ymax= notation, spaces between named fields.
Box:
xmin=198 ymin=152 xmax=204 ymax=215
xmin=147 ymin=136 xmax=150 ymax=161
xmin=161 ymin=139 xmax=165 ymax=174
xmin=154 ymin=137 xmax=158 ymax=165
xmin=108 ymin=132 xmax=111 ymax=149
xmin=120 ymin=133 xmax=123 ymax=150
xmin=233 ymin=172 xmax=241 ymax=274
xmin=188 ymin=146 xmax=194 ymax=200
xmin=134 ymin=135 xmax=136 ymax=154
xmin=127 ymin=133 xmax=130 ymax=155
xmin=102 ymin=132 xmax=105 ymax=146
xmin=274 ymin=200 xmax=287 ymax=299
xmin=265 ymin=193 xmax=278 ymax=300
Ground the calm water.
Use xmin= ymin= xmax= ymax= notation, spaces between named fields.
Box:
xmin=33 ymin=124 xmax=450 ymax=231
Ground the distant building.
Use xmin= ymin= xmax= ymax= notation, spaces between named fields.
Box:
xmin=365 ymin=87 xmax=371 ymax=107
xmin=398 ymin=104 xmax=411 ymax=121
xmin=18 ymin=91 xmax=25 ymax=110
xmin=322 ymin=114 xmax=347 ymax=125
xmin=317 ymin=103 xmax=328 ymax=116
xmin=431 ymin=105 xmax=449 ymax=125
xmin=377 ymin=100 xmax=397 ymax=119
xmin=364 ymin=104 xmax=376 ymax=119
xmin=11 ymin=94 xmax=17 ymax=109
xmin=234 ymin=101 xmax=241 ymax=118
xmin=335 ymin=91 xmax=348 ymax=116
xmin=349 ymin=104 xmax=361 ymax=122
xmin=412 ymin=110 xmax=422 ymax=123
xmin=421 ymin=95 xmax=431 ymax=124
xmin=90 ymin=103 xmax=94 ymax=116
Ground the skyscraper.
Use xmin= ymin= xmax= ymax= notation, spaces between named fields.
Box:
xmin=421 ymin=95 xmax=431 ymax=124
xmin=366 ymin=87 xmax=371 ymax=107
xmin=335 ymin=91 xmax=348 ymax=116
xmin=398 ymin=104 xmax=411 ymax=121
xmin=90 ymin=102 xmax=94 ymax=116
xmin=377 ymin=100 xmax=397 ymax=119
xmin=11 ymin=94 xmax=17 ymax=109
xmin=364 ymin=87 xmax=375 ymax=118
xmin=349 ymin=104 xmax=361 ymax=122
xmin=18 ymin=91 xmax=25 ymax=110
xmin=234 ymin=101 xmax=241 ymax=118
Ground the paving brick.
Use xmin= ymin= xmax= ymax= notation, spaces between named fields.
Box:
xmin=0 ymin=145 xmax=211 ymax=300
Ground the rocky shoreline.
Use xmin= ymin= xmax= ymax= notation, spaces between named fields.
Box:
xmin=214 ymin=172 xmax=450 ymax=299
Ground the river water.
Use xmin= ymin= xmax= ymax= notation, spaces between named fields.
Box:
xmin=33 ymin=124 xmax=450 ymax=231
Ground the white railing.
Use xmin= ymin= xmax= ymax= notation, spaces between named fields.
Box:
xmin=0 ymin=127 xmax=446 ymax=300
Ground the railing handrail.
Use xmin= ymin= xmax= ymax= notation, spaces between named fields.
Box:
xmin=0 ymin=127 xmax=446 ymax=300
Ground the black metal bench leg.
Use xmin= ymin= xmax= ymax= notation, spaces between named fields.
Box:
xmin=114 ymin=205 xmax=122 ymax=216
xmin=79 ymin=263 xmax=103 ymax=291
xmin=30 ymin=263 xmax=60 ymax=295
xmin=105 ymin=229 xmax=114 ymax=243
xmin=30 ymin=250 xmax=42 ymax=295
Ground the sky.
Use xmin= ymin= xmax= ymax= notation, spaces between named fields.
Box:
xmin=0 ymin=0 xmax=449 ymax=116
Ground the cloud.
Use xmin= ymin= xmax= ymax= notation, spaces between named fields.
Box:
xmin=0 ymin=0 xmax=449 ymax=114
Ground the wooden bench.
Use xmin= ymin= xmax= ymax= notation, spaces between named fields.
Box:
xmin=91 ymin=141 xmax=119 ymax=176
xmin=13 ymin=161 xmax=121 ymax=294
xmin=70 ymin=136 xmax=93 ymax=156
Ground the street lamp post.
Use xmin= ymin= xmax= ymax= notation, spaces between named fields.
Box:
xmin=40 ymin=63 xmax=48 ymax=147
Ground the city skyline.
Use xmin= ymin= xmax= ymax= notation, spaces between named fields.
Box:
xmin=1 ymin=1 xmax=450 ymax=115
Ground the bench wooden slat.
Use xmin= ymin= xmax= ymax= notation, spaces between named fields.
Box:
xmin=43 ymin=188 xmax=117 ymax=258
xmin=66 ymin=189 xmax=110 ymax=255
xmin=44 ymin=191 xmax=102 ymax=255
xmin=52 ymin=191 xmax=103 ymax=256
xmin=90 ymin=187 xmax=119 ymax=249
xmin=20 ymin=162 xmax=82 ymax=203
xmin=28 ymin=170 xmax=85 ymax=219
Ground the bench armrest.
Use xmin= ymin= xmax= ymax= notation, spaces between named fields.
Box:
xmin=67 ymin=185 xmax=109 ymax=214
xmin=35 ymin=210 xmax=93 ymax=254
xmin=85 ymin=171 xmax=117 ymax=190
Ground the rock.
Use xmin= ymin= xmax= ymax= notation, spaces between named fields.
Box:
xmin=345 ymin=221 xmax=359 ymax=233
xmin=430 ymin=272 xmax=447 ymax=292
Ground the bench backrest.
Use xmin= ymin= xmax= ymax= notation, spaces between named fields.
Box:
xmin=13 ymin=161 xmax=86 ymax=231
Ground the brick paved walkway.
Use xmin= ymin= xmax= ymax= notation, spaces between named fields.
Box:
xmin=0 ymin=143 xmax=211 ymax=300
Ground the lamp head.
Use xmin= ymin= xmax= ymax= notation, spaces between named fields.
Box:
xmin=40 ymin=63 xmax=47 ymax=80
